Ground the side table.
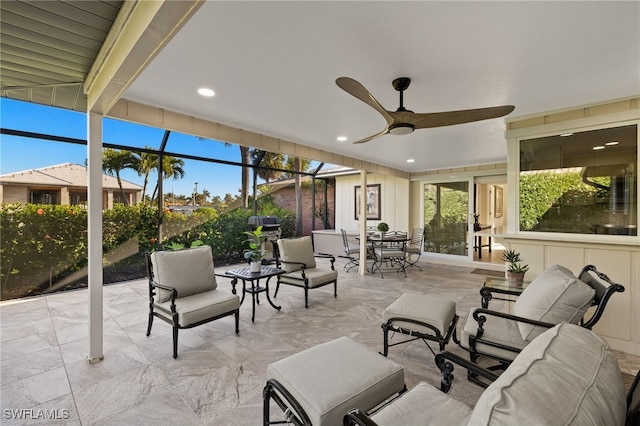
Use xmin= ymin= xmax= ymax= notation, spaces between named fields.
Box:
xmin=480 ymin=276 xmax=530 ymax=308
xmin=224 ymin=266 xmax=285 ymax=322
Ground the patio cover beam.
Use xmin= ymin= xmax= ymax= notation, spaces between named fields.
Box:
xmin=83 ymin=0 xmax=202 ymax=364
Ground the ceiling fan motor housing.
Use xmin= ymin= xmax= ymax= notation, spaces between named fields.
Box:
xmin=389 ymin=123 xmax=415 ymax=135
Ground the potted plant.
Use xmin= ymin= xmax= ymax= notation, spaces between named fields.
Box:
xmin=243 ymin=225 xmax=267 ymax=273
xmin=377 ymin=222 xmax=389 ymax=235
xmin=502 ymin=249 xmax=529 ymax=287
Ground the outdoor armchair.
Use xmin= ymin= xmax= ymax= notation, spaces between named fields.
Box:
xmin=459 ymin=264 xmax=624 ymax=386
xmin=275 ymin=236 xmax=338 ymax=308
xmin=145 ymin=246 xmax=240 ymax=358
xmin=345 ymin=323 xmax=636 ymax=426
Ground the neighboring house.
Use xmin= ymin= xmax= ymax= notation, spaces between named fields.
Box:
xmin=0 ymin=163 xmax=142 ymax=209
xmin=261 ymin=174 xmax=336 ymax=236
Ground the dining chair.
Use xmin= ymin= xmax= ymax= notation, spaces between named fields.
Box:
xmin=371 ymin=231 xmax=408 ymax=279
xmin=340 ymin=229 xmax=360 ymax=272
xmin=405 ymin=227 xmax=424 ymax=270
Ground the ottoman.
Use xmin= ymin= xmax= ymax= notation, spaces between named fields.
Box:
xmin=382 ymin=293 xmax=458 ymax=356
xmin=263 ymin=336 xmax=405 ymax=425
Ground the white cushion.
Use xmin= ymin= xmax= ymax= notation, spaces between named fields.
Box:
xmin=151 ymin=246 xmax=217 ymax=302
xmin=469 ymin=323 xmax=626 ymax=426
xmin=460 ymin=308 xmax=528 ymax=361
xmin=513 ymin=264 xmax=594 ymax=341
xmin=267 ymin=337 xmax=405 ymax=426
xmin=155 ymin=288 xmax=239 ymax=327
xmin=383 ymin=293 xmax=456 ymax=336
xmin=279 ymin=268 xmax=338 ymax=288
xmin=277 ymin=237 xmax=316 ymax=272
xmin=371 ymin=382 xmax=472 ymax=426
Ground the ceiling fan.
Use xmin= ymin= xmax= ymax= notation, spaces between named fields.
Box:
xmin=335 ymin=77 xmax=515 ymax=144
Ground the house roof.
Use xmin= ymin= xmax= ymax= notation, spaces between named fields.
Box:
xmin=0 ymin=163 xmax=142 ymax=190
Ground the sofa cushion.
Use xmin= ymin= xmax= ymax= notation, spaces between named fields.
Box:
xmin=371 ymin=382 xmax=472 ymax=426
xmin=151 ymin=246 xmax=217 ymax=302
xmin=469 ymin=322 xmax=626 ymax=426
xmin=513 ymin=264 xmax=594 ymax=341
xmin=277 ymin=236 xmax=316 ymax=272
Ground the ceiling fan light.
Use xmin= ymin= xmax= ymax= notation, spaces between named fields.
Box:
xmin=389 ymin=123 xmax=414 ymax=136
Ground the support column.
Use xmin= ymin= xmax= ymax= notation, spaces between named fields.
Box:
xmin=87 ymin=111 xmax=104 ymax=364
xmin=358 ymin=170 xmax=368 ymax=275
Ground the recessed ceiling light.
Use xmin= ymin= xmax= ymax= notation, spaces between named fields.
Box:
xmin=593 ymin=145 xmax=605 ymax=150
xmin=197 ymin=88 xmax=215 ymax=97
xmin=336 ymin=136 xmax=348 ymax=142
xmin=560 ymin=133 xmax=574 ymax=137
xmin=406 ymin=158 xmax=415 ymax=163
xmin=605 ymin=141 xmax=619 ymax=146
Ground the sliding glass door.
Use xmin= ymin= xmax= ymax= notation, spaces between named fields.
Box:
xmin=423 ymin=181 xmax=469 ymax=257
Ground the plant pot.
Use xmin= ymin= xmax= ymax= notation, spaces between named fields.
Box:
xmin=507 ymin=271 xmax=525 ymax=288
xmin=250 ymin=261 xmax=262 ymax=273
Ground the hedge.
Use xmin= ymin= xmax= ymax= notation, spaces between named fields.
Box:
xmin=0 ymin=202 xmax=295 ymax=300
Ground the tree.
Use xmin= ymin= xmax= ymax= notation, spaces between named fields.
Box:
xmin=149 ymin=156 xmax=186 ymax=204
xmin=294 ymin=157 xmax=303 ymax=235
xmin=217 ymin=140 xmax=251 ymax=209
xmin=200 ymin=188 xmax=211 ymax=205
xmin=137 ymin=148 xmax=157 ymax=205
xmin=251 ymin=150 xmax=285 ymax=183
xmin=102 ymin=148 xmax=140 ymax=205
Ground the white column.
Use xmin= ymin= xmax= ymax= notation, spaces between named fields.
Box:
xmin=358 ymin=170 xmax=368 ymax=275
xmin=87 ymin=111 xmax=104 ymax=364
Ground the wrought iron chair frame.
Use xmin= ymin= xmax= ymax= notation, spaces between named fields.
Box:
xmin=144 ymin=251 xmax=240 ymax=359
xmin=461 ymin=264 xmax=625 ymax=386
xmin=404 ymin=227 xmax=424 ymax=270
xmin=381 ymin=314 xmax=459 ymax=356
xmin=273 ymin=241 xmax=338 ymax=308
xmin=340 ymin=229 xmax=360 ymax=273
xmin=370 ymin=231 xmax=408 ymax=279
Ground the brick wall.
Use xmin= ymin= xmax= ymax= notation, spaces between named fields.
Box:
xmin=271 ymin=180 xmax=335 ymax=236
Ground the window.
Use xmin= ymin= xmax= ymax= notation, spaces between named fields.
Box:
xmin=69 ymin=191 xmax=87 ymax=207
xmin=30 ymin=189 xmax=60 ymax=205
xmin=519 ymin=124 xmax=637 ymax=236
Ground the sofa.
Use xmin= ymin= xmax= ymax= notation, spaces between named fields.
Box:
xmin=345 ymin=322 xmax=633 ymax=425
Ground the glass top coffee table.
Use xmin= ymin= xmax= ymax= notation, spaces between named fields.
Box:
xmin=224 ymin=266 xmax=285 ymax=322
xmin=480 ymin=276 xmax=530 ymax=308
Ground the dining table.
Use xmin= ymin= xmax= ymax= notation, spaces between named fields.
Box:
xmin=356 ymin=232 xmax=410 ymax=278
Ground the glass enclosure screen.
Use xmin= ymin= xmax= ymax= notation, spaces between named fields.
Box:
xmin=519 ymin=124 xmax=637 ymax=235
xmin=424 ymin=181 xmax=469 ymax=256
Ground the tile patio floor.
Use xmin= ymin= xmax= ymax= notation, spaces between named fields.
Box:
xmin=1 ymin=259 xmax=638 ymax=425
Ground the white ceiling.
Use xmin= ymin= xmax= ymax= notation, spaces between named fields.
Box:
xmin=124 ymin=1 xmax=640 ymax=173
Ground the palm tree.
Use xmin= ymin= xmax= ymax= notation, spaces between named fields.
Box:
xmin=137 ymin=148 xmax=157 ymax=205
xmin=294 ymin=157 xmax=303 ymax=235
xmin=239 ymin=145 xmax=251 ymax=208
xmin=251 ymin=150 xmax=285 ymax=183
xmin=282 ymin=156 xmax=311 ymax=236
xmin=149 ymin=156 xmax=186 ymax=203
xmin=214 ymin=139 xmax=251 ymax=209
xmin=102 ymin=148 xmax=140 ymax=205
xmin=200 ymin=188 xmax=211 ymax=205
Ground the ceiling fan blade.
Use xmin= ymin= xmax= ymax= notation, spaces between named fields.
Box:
xmin=336 ymin=77 xmax=394 ymax=125
xmin=411 ymin=105 xmax=515 ymax=129
xmin=352 ymin=127 xmax=390 ymax=144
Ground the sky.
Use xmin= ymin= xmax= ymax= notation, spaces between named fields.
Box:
xmin=0 ymin=98 xmax=260 ymax=198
